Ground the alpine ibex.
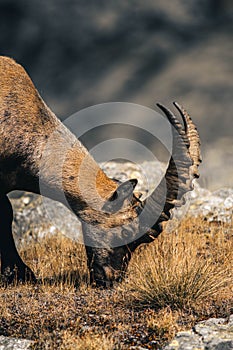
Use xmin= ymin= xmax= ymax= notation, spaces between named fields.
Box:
xmin=0 ymin=56 xmax=201 ymax=286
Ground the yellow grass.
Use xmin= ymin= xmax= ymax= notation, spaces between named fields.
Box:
xmin=59 ymin=332 xmax=115 ymax=350
xmin=0 ymin=217 xmax=232 ymax=349
xmin=125 ymin=218 xmax=233 ymax=309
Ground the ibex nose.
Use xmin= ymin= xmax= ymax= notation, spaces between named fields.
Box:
xmin=102 ymin=266 xmax=114 ymax=280
xmin=103 ymin=266 xmax=124 ymax=285
xmin=90 ymin=265 xmax=111 ymax=288
xmin=90 ymin=265 xmax=121 ymax=288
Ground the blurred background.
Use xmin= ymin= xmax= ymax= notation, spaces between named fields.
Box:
xmin=0 ymin=0 xmax=232 ymax=190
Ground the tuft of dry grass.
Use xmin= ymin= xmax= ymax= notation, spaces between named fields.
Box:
xmin=146 ymin=307 xmax=180 ymax=341
xmin=0 ymin=217 xmax=232 ymax=349
xmin=21 ymin=234 xmax=88 ymax=287
xmin=125 ymin=217 xmax=233 ymax=309
xmin=59 ymin=332 xmax=115 ymax=350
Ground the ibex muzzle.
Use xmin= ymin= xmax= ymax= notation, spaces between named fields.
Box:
xmin=0 ymin=56 xmax=201 ymax=286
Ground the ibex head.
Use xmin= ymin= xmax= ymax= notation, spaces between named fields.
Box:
xmin=81 ymin=103 xmax=201 ymax=287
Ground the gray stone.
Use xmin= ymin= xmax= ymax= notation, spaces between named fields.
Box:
xmin=10 ymin=192 xmax=82 ymax=248
xmin=101 ymin=160 xmax=165 ymax=198
xmin=188 ymin=183 xmax=233 ymax=223
xmin=0 ymin=336 xmax=33 ymax=350
xmin=164 ymin=330 xmax=204 ymax=350
xmin=165 ymin=315 xmax=233 ymax=350
xmin=194 ymin=317 xmax=233 ymax=349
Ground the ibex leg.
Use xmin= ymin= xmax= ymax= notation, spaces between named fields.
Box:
xmin=0 ymin=195 xmax=36 ymax=283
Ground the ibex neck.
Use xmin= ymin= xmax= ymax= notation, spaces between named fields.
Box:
xmin=38 ymin=127 xmax=138 ymax=226
xmin=38 ymin=125 xmax=118 ymax=217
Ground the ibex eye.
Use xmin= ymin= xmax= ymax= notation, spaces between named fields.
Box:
xmin=109 ymin=191 xmax=118 ymax=202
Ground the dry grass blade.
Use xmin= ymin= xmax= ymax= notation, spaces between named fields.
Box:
xmin=20 ymin=235 xmax=88 ymax=287
xmin=59 ymin=332 xmax=115 ymax=350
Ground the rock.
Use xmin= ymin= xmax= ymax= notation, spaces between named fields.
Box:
xmin=188 ymin=183 xmax=233 ymax=223
xmin=164 ymin=315 xmax=233 ymax=350
xmin=101 ymin=160 xmax=165 ymax=198
xmin=9 ymin=192 xmax=82 ymax=248
xmin=194 ymin=316 xmax=233 ymax=349
xmin=164 ymin=331 xmax=204 ymax=350
xmin=0 ymin=335 xmax=33 ymax=350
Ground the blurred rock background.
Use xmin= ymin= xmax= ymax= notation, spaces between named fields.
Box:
xmin=0 ymin=0 xmax=232 ymax=190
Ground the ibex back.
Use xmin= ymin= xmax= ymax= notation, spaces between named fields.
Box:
xmin=0 ymin=56 xmax=201 ymax=286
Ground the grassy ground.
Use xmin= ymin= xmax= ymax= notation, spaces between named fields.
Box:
xmin=0 ymin=216 xmax=232 ymax=349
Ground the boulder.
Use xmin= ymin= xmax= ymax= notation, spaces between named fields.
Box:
xmin=0 ymin=336 xmax=33 ymax=350
xmin=165 ymin=315 xmax=233 ymax=350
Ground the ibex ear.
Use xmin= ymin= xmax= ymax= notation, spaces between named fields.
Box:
xmin=114 ymin=179 xmax=138 ymax=200
xmin=103 ymin=179 xmax=138 ymax=213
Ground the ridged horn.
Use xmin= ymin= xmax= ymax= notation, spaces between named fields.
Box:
xmin=134 ymin=102 xmax=201 ymax=245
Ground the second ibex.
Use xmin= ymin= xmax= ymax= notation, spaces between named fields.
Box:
xmin=0 ymin=56 xmax=201 ymax=287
